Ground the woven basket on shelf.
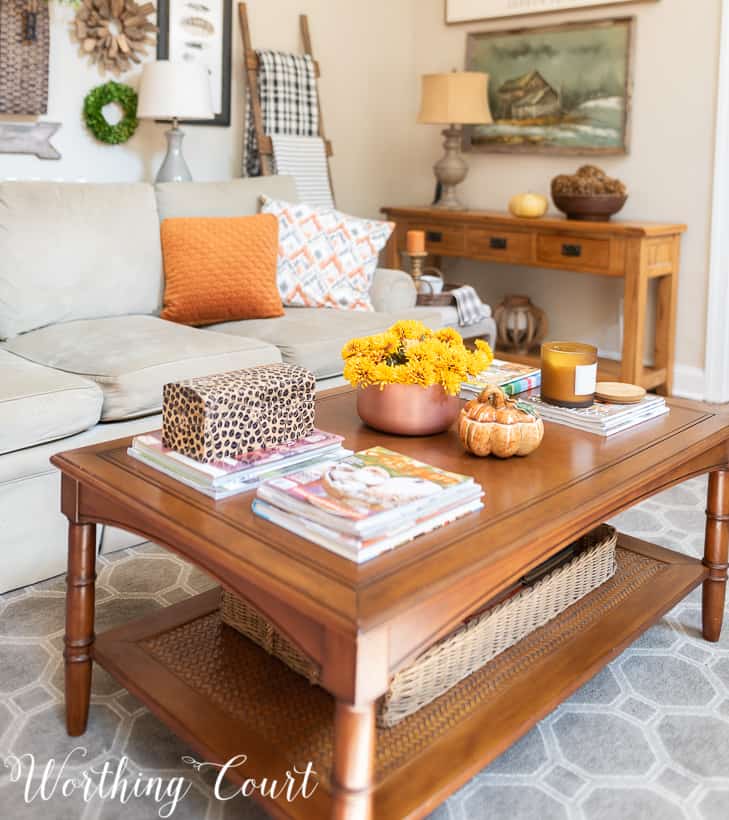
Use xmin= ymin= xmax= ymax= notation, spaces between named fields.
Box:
xmin=220 ymin=523 xmax=618 ymax=727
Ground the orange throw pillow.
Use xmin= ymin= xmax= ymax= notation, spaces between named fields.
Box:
xmin=160 ymin=214 xmax=284 ymax=325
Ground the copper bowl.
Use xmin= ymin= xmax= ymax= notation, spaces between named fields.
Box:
xmin=552 ymin=193 xmax=628 ymax=222
xmin=356 ymin=384 xmax=461 ymax=436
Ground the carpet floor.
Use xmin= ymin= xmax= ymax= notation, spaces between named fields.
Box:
xmin=1 ymin=475 xmax=728 ymax=819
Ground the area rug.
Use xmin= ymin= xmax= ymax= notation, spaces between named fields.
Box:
xmin=1 ymin=475 xmax=727 ymax=819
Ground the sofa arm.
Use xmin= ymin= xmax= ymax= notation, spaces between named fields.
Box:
xmin=370 ymin=268 xmax=416 ymax=313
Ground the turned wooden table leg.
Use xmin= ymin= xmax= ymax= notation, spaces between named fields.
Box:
xmin=703 ymin=470 xmax=729 ymax=642
xmin=64 ymin=521 xmax=97 ymax=736
xmin=331 ymin=700 xmax=376 ymax=820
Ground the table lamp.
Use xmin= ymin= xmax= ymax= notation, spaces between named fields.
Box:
xmin=137 ymin=61 xmax=214 ymax=183
xmin=418 ymin=71 xmax=493 ymax=210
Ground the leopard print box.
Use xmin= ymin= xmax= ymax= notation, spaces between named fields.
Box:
xmin=162 ymin=364 xmax=316 ymax=463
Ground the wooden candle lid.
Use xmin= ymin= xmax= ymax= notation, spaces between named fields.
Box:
xmin=595 ymin=382 xmax=646 ymax=405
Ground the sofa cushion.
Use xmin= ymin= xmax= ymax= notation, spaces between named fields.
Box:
xmin=260 ymin=196 xmax=393 ymax=312
xmin=160 ymin=214 xmax=284 ymax=324
xmin=0 ymin=349 xmax=103 ymax=455
xmin=209 ymin=307 xmax=445 ymax=380
xmin=4 ymin=316 xmax=282 ymax=422
xmin=154 ymin=175 xmax=299 ymax=221
xmin=0 ymin=182 xmax=163 ymax=340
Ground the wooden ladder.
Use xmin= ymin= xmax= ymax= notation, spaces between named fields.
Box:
xmin=238 ymin=1 xmax=334 ymax=201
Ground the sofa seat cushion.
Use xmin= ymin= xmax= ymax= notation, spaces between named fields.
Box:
xmin=4 ymin=316 xmax=282 ymax=422
xmin=209 ymin=307 xmax=445 ymax=380
xmin=0 ymin=349 xmax=103 ymax=455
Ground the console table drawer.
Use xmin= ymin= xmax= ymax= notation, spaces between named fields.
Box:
xmin=466 ymin=229 xmax=532 ymax=263
xmin=536 ymin=234 xmax=612 ymax=273
xmin=406 ymin=224 xmax=466 ymax=255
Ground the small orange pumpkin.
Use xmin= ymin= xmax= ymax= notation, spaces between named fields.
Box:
xmin=458 ymin=385 xmax=544 ymax=458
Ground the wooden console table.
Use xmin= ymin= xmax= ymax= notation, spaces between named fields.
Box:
xmin=381 ymin=207 xmax=686 ymax=395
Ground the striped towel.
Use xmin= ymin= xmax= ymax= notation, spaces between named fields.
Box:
xmin=450 ymin=285 xmax=490 ymax=327
xmin=271 ymin=134 xmax=334 ymax=209
xmin=244 ymin=50 xmax=319 ymax=177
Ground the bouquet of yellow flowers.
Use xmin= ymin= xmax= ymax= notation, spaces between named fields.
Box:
xmin=341 ymin=320 xmax=493 ymax=397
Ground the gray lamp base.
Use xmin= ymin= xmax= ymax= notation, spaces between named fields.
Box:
xmin=433 ymin=125 xmax=468 ymax=210
xmin=155 ymin=125 xmax=192 ymax=183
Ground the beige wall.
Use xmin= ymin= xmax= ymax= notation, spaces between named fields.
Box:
xmin=398 ymin=0 xmax=721 ymax=385
xmin=0 ymin=0 xmax=416 ymax=217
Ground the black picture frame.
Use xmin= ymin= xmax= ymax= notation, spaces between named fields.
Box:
xmin=156 ymin=0 xmax=232 ymax=127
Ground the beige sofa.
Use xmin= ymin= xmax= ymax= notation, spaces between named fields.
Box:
xmin=0 ymin=175 xmax=495 ymax=592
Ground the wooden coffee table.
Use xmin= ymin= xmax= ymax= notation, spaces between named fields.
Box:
xmin=52 ymin=389 xmax=729 ymax=820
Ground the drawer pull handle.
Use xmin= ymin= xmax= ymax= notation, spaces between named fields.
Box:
xmin=426 ymin=231 xmax=443 ymax=243
xmin=490 ymin=237 xmax=508 ymax=250
xmin=562 ymin=243 xmax=582 ymax=258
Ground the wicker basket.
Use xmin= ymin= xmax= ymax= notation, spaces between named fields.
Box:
xmin=220 ymin=524 xmax=617 ymax=727
xmin=416 ymin=284 xmax=465 ymax=307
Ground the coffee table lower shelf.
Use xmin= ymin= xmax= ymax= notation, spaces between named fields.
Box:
xmin=92 ymin=534 xmax=707 ymax=820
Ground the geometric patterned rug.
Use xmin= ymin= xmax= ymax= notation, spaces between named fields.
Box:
xmin=1 ymin=474 xmax=727 ymax=819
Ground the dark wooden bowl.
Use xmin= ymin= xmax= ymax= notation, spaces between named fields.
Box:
xmin=552 ymin=193 xmax=628 ymax=222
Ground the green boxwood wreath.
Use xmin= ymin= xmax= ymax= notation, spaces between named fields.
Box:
xmin=83 ymin=81 xmax=139 ymax=145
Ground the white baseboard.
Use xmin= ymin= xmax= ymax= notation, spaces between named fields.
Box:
xmin=600 ymin=350 xmax=705 ymax=401
xmin=672 ymin=365 xmax=707 ymax=401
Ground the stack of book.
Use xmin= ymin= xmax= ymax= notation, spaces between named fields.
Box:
xmin=128 ymin=429 xmax=349 ymax=499
xmin=253 ymin=446 xmax=484 ymax=562
xmin=522 ymin=393 xmax=669 ymax=436
xmin=461 ymin=359 xmax=541 ymax=398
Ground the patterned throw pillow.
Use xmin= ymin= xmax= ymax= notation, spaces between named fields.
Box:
xmin=260 ymin=196 xmax=394 ymax=311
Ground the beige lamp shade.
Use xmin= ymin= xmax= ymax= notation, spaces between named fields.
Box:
xmin=418 ymin=72 xmax=493 ymax=126
xmin=137 ymin=61 xmax=214 ymax=120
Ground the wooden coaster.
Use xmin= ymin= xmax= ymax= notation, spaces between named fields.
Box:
xmin=595 ymin=382 xmax=646 ymax=404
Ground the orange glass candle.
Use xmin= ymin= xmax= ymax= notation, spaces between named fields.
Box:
xmin=406 ymin=229 xmax=426 ymax=255
xmin=541 ymin=342 xmax=598 ymax=408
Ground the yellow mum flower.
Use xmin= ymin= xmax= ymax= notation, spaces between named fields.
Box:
xmin=390 ymin=319 xmax=431 ymax=341
xmin=341 ymin=321 xmax=492 ymax=393
xmin=435 ymin=327 xmax=463 ymax=346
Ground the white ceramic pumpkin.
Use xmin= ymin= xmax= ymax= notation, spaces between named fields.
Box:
xmin=508 ymin=192 xmax=548 ymax=219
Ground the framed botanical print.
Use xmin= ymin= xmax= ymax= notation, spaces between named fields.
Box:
xmin=463 ymin=17 xmax=634 ymax=155
xmin=446 ymin=0 xmax=657 ymax=24
xmin=157 ymin=0 xmax=232 ymax=126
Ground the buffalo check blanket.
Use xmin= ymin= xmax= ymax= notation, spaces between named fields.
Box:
xmin=244 ymin=50 xmax=319 ymax=177
xmin=450 ymin=285 xmax=490 ymax=327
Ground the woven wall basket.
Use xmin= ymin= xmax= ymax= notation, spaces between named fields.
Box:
xmin=0 ymin=1 xmax=50 ymax=115
xmin=221 ymin=524 xmax=618 ymax=727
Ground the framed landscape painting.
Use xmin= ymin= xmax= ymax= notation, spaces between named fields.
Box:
xmin=464 ymin=17 xmax=634 ymax=155
xmin=446 ymin=0 xmax=656 ymax=24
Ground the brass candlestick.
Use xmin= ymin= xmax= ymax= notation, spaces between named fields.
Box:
xmin=408 ymin=252 xmax=428 ymax=289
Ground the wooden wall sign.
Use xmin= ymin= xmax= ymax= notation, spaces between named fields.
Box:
xmin=0 ymin=0 xmax=50 ymax=114
xmin=0 ymin=123 xmax=61 ymax=160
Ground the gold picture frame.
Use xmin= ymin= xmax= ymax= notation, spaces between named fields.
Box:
xmin=446 ymin=0 xmax=658 ymax=25
xmin=463 ymin=16 xmax=634 ymax=155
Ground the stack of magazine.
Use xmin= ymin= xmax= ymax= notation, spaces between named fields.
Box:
xmin=128 ymin=429 xmax=349 ymax=499
xmin=522 ymin=393 xmax=669 ymax=436
xmin=461 ymin=359 xmax=541 ymax=398
xmin=253 ymin=446 xmax=484 ymax=562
